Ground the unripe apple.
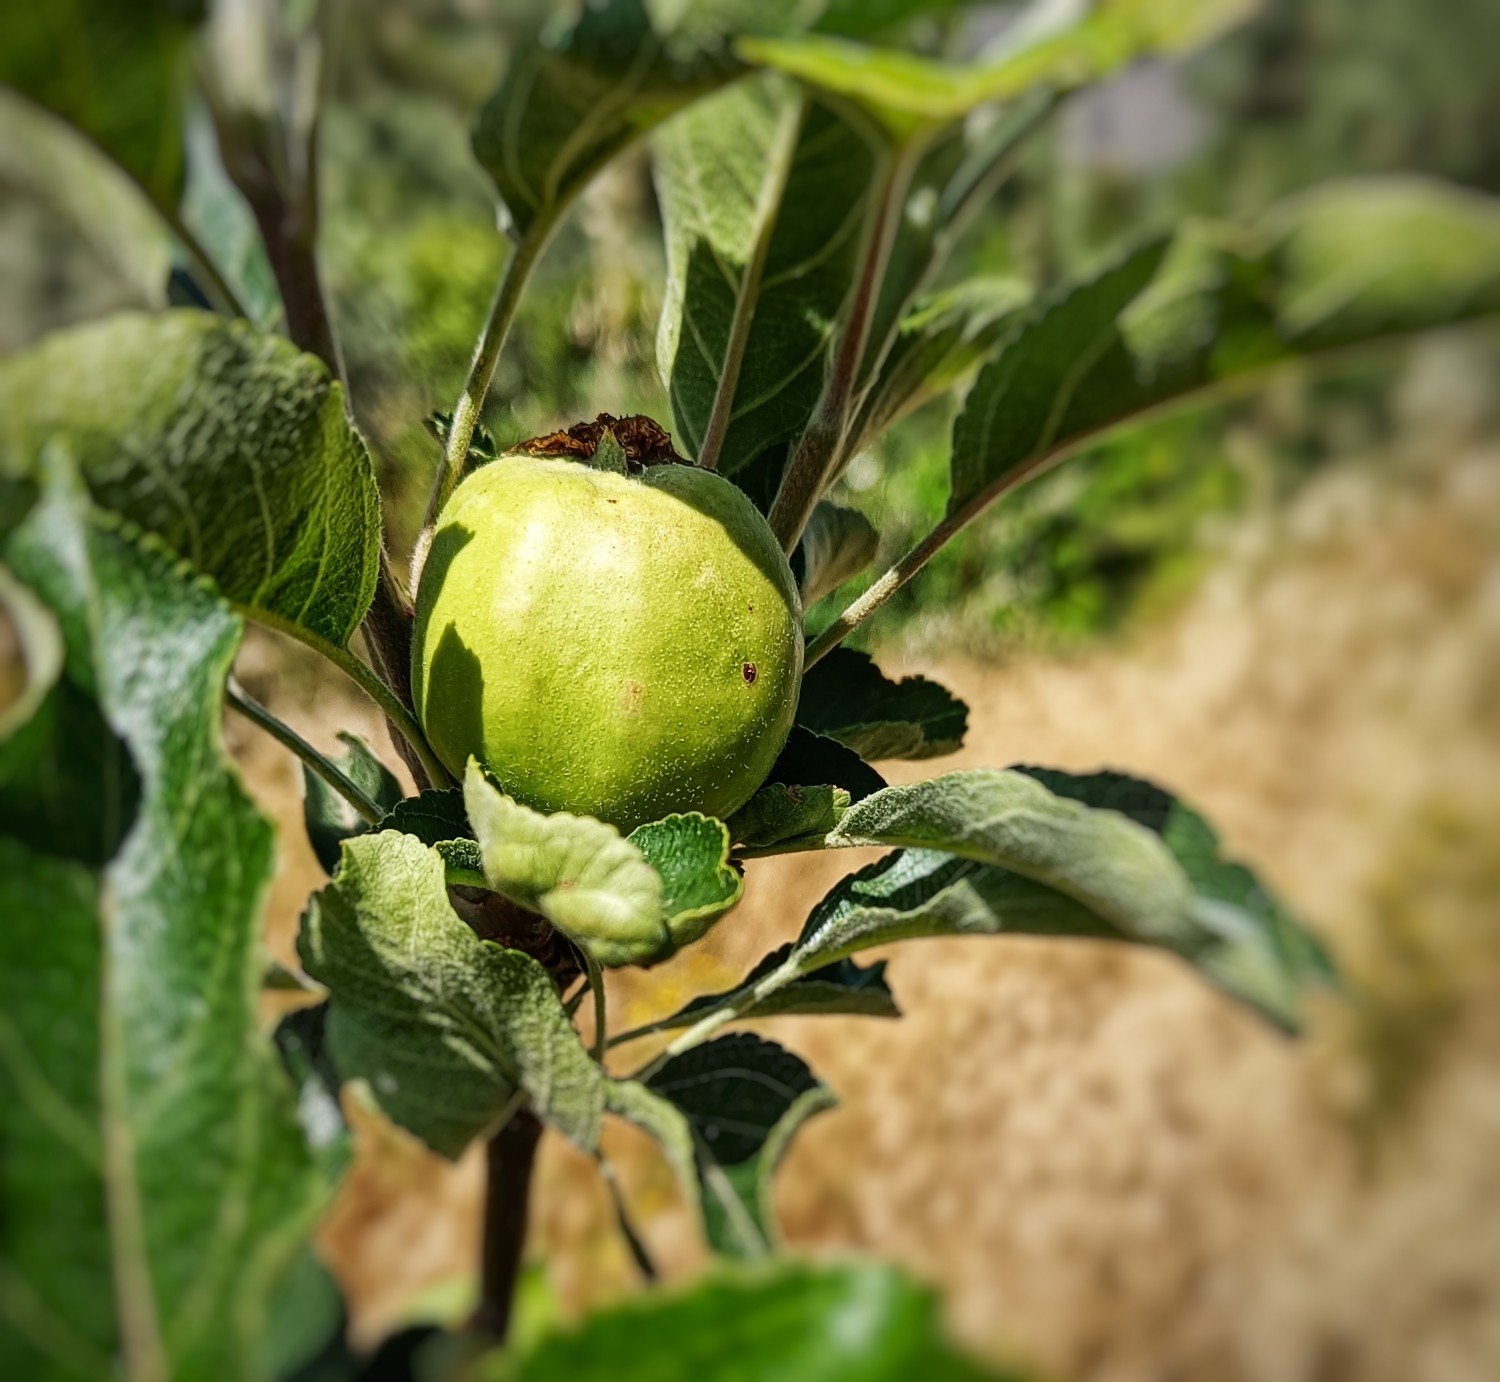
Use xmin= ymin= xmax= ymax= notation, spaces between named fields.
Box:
xmin=411 ymin=433 xmax=802 ymax=834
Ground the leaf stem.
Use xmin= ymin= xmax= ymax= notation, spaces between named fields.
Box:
xmin=225 ymin=678 xmax=385 ymax=824
xmin=767 ymin=133 xmax=925 ymax=554
xmin=585 ymin=953 xmax=608 ymax=1064
xmin=253 ymin=611 xmax=453 ymax=789
xmin=695 ymin=93 xmax=807 ymax=472
xmin=599 ymin=1157 xmax=659 ymax=1281
xmin=423 ymin=221 xmax=555 ymax=534
xmin=160 ymin=202 xmax=252 ymax=321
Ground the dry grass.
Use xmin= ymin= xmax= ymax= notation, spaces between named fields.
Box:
xmin=231 ymin=349 xmax=1500 ymax=1380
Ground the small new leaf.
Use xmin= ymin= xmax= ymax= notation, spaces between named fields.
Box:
xmin=628 ymin=814 xmax=744 ymax=955
xmin=795 ymin=501 xmax=879 ymax=608
xmin=797 ymin=648 xmax=968 ymax=761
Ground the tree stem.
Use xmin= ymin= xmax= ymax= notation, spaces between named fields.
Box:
xmin=767 ymin=135 xmax=923 ymax=554
xmin=225 ymin=679 xmax=385 ymax=823
xmin=585 ymin=954 xmax=608 ymax=1064
xmin=473 ymin=1110 xmax=543 ymax=1342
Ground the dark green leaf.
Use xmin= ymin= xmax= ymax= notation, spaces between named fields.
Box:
xmin=761 ymin=725 xmax=888 ymax=801
xmin=646 ymin=1034 xmax=829 ymax=1256
xmin=298 ymin=830 xmax=604 ymax=1159
xmin=726 ymin=780 xmax=850 ymax=849
xmin=273 ymin=1002 xmax=351 ymax=1186
xmin=655 ymin=82 xmax=878 ymax=481
xmin=797 ymin=648 xmax=968 ymax=760
xmin=303 ymin=732 xmax=405 ymax=874
xmin=379 ymin=787 xmax=470 ymax=845
xmin=472 ymin=0 xmax=756 ymax=242
xmin=483 ymin=1260 xmax=998 ymax=1382
xmin=793 ymin=500 xmax=879 ymax=607
xmin=634 ymin=944 xmax=898 ymax=1035
xmin=950 ymin=178 xmax=1500 ymax=520
xmin=0 ymin=559 xmax=62 ymax=741
xmin=0 ymin=311 xmax=382 ymax=646
xmin=0 ymin=0 xmax=204 ymax=211
xmin=1 ymin=459 xmax=321 ymax=1379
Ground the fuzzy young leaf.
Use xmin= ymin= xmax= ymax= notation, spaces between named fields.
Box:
xmin=465 ymin=763 xmax=665 ymax=966
xmin=794 ymin=501 xmax=879 ymax=607
xmin=656 ymin=80 xmax=878 ymax=482
xmin=778 ymin=763 xmax=1336 ymax=1029
xmin=303 ymin=731 xmax=405 ymax=874
xmin=797 ymin=648 xmax=968 ymax=761
xmin=950 ymin=178 xmax=1500 ymax=521
xmin=473 ymin=0 xmax=757 ymax=242
xmin=727 ymin=780 xmax=850 ymax=849
xmin=647 ymin=1034 xmax=829 ymax=1256
xmin=299 ymin=830 xmax=605 ymax=1159
xmin=1 ymin=462 xmax=321 ymax=1380
xmin=826 ymin=770 xmax=1196 ymax=943
xmin=484 ymin=1260 xmax=996 ymax=1381
xmin=0 ymin=311 xmax=381 ymax=646
xmin=1016 ymin=765 xmax=1336 ymax=1024
xmin=0 ymin=0 xmax=204 ymax=212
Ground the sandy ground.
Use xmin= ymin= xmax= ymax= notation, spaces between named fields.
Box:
xmin=229 ymin=345 xmax=1500 ymax=1381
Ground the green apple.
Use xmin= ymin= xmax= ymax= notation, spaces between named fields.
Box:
xmin=412 ymin=451 xmax=802 ymax=833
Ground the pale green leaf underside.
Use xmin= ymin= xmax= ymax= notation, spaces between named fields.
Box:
xmin=738 ymin=0 xmax=1255 ymax=126
xmin=1 ymin=461 xmax=320 ymax=1380
xmin=299 ymin=830 xmax=605 ymax=1159
xmin=796 ymin=501 xmax=879 ymax=608
xmin=465 ymin=765 xmax=742 ymax=968
xmin=0 ymin=311 xmax=381 ymax=646
xmin=950 ymin=177 xmax=1500 ymax=518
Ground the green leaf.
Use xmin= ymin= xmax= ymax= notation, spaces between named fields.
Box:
xmin=273 ymin=1002 xmax=351 ymax=1186
xmin=1015 ymin=766 xmax=1337 ymax=1026
xmin=464 ymin=763 xmax=664 ymax=967
xmin=0 ymin=459 xmax=321 ymax=1379
xmin=628 ymin=814 xmax=745 ymax=955
xmin=824 ymin=770 xmax=1195 ymax=943
xmin=380 ymin=786 xmax=470 ymax=845
xmin=180 ymin=100 xmax=282 ymax=327
xmin=0 ymin=560 xmax=62 ymax=742
xmin=949 ymin=178 xmax=1500 ymax=521
xmin=472 ymin=0 xmax=751 ymax=243
xmin=726 ymin=780 xmax=850 ymax=849
xmin=797 ymin=648 xmax=968 ymax=760
xmin=647 ymin=1034 xmax=830 ymax=1257
xmin=764 ymin=725 xmax=888 ymax=802
xmin=303 ymin=731 xmax=405 ymax=875
xmin=298 ymin=830 xmax=605 ymax=1160
xmin=465 ymin=764 xmax=741 ymax=967
xmin=483 ymin=1260 xmax=997 ymax=1381
xmin=0 ymin=0 xmax=204 ymax=212
xmin=653 ymin=946 xmax=898 ymax=1030
xmin=794 ymin=500 xmax=879 ymax=607
xmin=739 ymin=0 xmax=1255 ymax=127
xmin=655 ymin=80 xmax=879 ymax=482
xmin=850 ymin=277 xmax=1030 ymax=452
xmin=772 ymin=761 xmax=1335 ymax=1029
xmin=602 ymin=1078 xmax=703 ymax=1230
xmin=0 ymin=311 xmax=382 ymax=647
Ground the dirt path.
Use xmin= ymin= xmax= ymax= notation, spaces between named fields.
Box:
xmin=234 ymin=355 xmax=1500 ymax=1380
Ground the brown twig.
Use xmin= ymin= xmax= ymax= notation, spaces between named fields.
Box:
xmin=473 ymin=1111 xmax=543 ymax=1341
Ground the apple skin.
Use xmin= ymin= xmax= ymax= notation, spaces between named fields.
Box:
xmin=412 ymin=454 xmax=803 ymax=833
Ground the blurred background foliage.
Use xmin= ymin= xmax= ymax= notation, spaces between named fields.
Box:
xmin=3 ymin=0 xmax=1497 ymax=651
